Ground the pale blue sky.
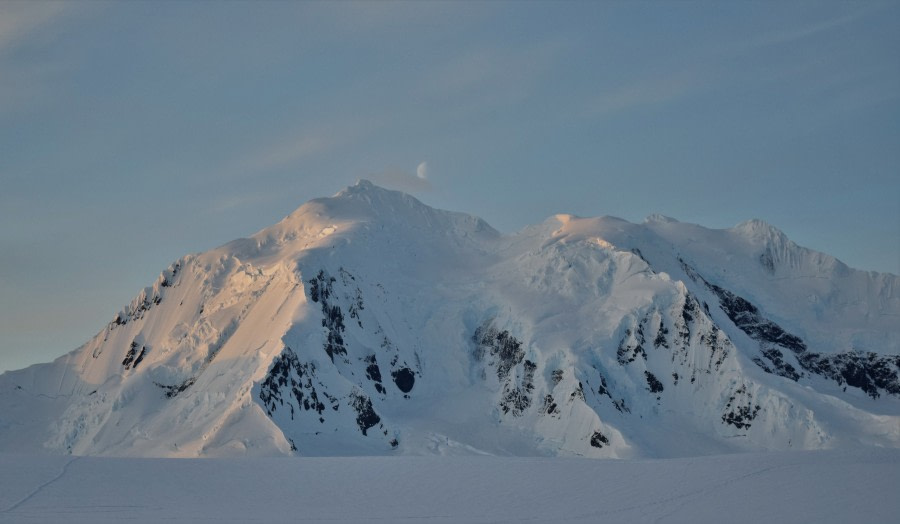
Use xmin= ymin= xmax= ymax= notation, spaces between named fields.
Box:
xmin=1 ymin=1 xmax=898 ymax=372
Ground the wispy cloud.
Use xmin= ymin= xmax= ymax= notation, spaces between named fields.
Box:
xmin=239 ymin=134 xmax=335 ymax=173
xmin=421 ymin=38 xmax=570 ymax=106
xmin=741 ymin=6 xmax=882 ymax=51
xmin=0 ymin=1 xmax=72 ymax=53
xmin=581 ymin=6 xmax=888 ymax=121
xmin=585 ymin=70 xmax=699 ymax=117
xmin=305 ymin=2 xmax=495 ymax=39
xmin=208 ymin=190 xmax=285 ymax=214
xmin=236 ymin=117 xmax=383 ymax=175
xmin=369 ymin=164 xmax=433 ymax=193
xmin=0 ymin=1 xmax=87 ymax=115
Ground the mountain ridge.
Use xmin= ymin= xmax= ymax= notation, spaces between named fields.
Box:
xmin=1 ymin=180 xmax=898 ymax=458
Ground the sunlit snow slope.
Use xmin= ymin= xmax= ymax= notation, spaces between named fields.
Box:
xmin=1 ymin=181 xmax=898 ymax=457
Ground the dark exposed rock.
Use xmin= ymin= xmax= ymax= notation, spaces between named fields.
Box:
xmin=122 ymin=341 xmax=148 ymax=370
xmin=109 ymin=291 xmax=162 ymax=330
xmin=258 ymin=347 xmax=327 ymax=418
xmin=160 ymin=261 xmax=181 ymax=288
xmin=349 ymin=391 xmax=380 ymax=436
xmin=799 ymin=351 xmax=900 ymax=399
xmin=341 ymin=268 xmax=365 ymax=329
xmin=540 ymin=394 xmax=558 ymax=416
xmin=155 ymin=377 xmax=195 ymax=398
xmin=472 ymin=321 xmax=540 ymax=416
xmin=500 ymin=360 xmax=536 ymax=416
xmin=644 ymin=371 xmax=664 ymax=394
xmin=617 ymin=327 xmax=646 ymax=365
xmin=698 ymin=324 xmax=729 ymax=372
xmin=363 ymin=355 xmax=387 ymax=395
xmin=132 ymin=346 xmax=147 ymax=369
xmin=122 ymin=341 xmax=138 ymax=368
xmin=500 ymin=387 xmax=529 ymax=416
xmin=612 ymin=398 xmax=629 ymax=413
xmin=570 ymin=381 xmax=586 ymax=402
xmin=653 ymin=319 xmax=669 ymax=349
xmin=323 ymin=306 xmax=346 ymax=363
xmin=391 ymin=367 xmax=415 ymax=393
xmin=678 ymin=257 xmax=704 ymax=283
xmin=590 ymin=430 xmax=610 ymax=448
xmin=473 ymin=322 xmax=525 ymax=380
xmin=722 ymin=385 xmax=761 ymax=430
xmin=708 ymin=284 xmax=806 ymax=355
xmin=673 ymin=297 xmax=700 ymax=349
xmin=364 ymin=355 xmax=382 ymax=383
xmin=707 ymin=280 xmax=899 ymax=397
xmin=755 ymin=348 xmax=800 ymax=382
xmin=681 ymin=298 xmax=695 ymax=324
xmin=307 ymin=270 xmax=349 ymax=363
xmin=307 ymin=270 xmax=333 ymax=304
xmin=596 ymin=373 xmax=611 ymax=399
xmin=551 ymin=369 xmax=564 ymax=386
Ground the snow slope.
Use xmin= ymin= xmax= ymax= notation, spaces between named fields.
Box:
xmin=1 ymin=449 xmax=898 ymax=523
xmin=0 ymin=181 xmax=898 ymax=458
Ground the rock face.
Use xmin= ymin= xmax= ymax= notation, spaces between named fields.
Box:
xmin=1 ymin=181 xmax=898 ymax=458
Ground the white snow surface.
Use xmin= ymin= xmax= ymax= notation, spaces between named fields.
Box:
xmin=1 ymin=448 xmax=898 ymax=523
xmin=0 ymin=180 xmax=898 ymax=459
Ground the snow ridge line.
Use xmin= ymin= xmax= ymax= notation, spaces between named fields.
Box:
xmin=0 ymin=456 xmax=80 ymax=514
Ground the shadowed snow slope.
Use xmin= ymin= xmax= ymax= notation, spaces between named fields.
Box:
xmin=1 ymin=181 xmax=898 ymax=458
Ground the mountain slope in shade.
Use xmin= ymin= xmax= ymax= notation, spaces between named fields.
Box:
xmin=1 ymin=180 xmax=898 ymax=458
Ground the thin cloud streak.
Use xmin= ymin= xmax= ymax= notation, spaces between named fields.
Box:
xmin=305 ymin=1 xmax=496 ymax=40
xmin=240 ymin=134 xmax=334 ymax=173
xmin=236 ymin=117 xmax=385 ymax=176
xmin=0 ymin=1 xmax=72 ymax=52
xmin=586 ymin=70 xmax=699 ymax=117
xmin=581 ymin=6 xmax=888 ymax=121
xmin=0 ymin=2 xmax=84 ymax=115
xmin=207 ymin=190 xmax=285 ymax=215
xmin=420 ymin=38 xmax=570 ymax=106
xmin=742 ymin=6 xmax=883 ymax=51
xmin=370 ymin=168 xmax=433 ymax=193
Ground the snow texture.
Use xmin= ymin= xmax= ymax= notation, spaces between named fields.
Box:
xmin=0 ymin=449 xmax=898 ymax=523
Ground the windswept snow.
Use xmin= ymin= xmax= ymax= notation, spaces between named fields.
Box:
xmin=1 ymin=448 xmax=898 ymax=523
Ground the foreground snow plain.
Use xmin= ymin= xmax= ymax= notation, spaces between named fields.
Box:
xmin=1 ymin=448 xmax=898 ymax=523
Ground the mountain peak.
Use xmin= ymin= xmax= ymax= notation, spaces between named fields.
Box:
xmin=644 ymin=214 xmax=680 ymax=224
xmin=341 ymin=178 xmax=380 ymax=193
xmin=331 ymin=178 xmax=421 ymax=208
xmin=731 ymin=218 xmax=789 ymax=245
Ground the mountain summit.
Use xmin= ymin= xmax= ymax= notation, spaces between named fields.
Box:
xmin=2 ymin=181 xmax=898 ymax=458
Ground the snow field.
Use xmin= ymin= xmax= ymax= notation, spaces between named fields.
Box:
xmin=1 ymin=448 xmax=898 ymax=523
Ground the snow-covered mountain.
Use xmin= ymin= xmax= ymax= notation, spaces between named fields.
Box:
xmin=1 ymin=180 xmax=898 ymax=458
